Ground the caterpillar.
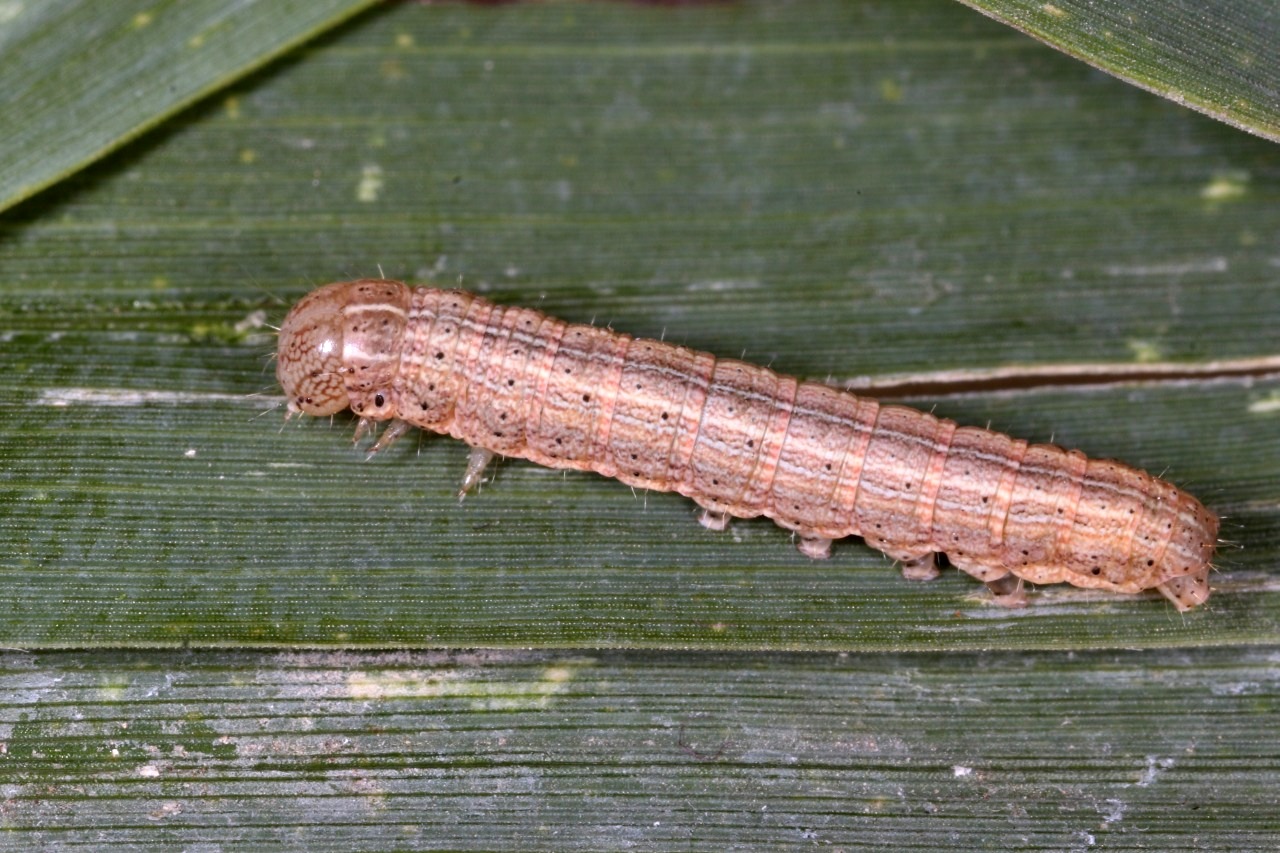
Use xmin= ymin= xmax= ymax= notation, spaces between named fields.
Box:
xmin=276 ymin=279 xmax=1218 ymax=610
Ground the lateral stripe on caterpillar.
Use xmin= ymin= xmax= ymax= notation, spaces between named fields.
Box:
xmin=277 ymin=280 xmax=1218 ymax=610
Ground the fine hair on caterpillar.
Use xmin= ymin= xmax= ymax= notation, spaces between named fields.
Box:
xmin=276 ymin=279 xmax=1218 ymax=610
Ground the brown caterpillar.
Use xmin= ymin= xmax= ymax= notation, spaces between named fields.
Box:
xmin=276 ymin=279 xmax=1218 ymax=610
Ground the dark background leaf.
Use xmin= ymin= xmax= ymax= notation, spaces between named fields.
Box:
xmin=958 ymin=0 xmax=1280 ymax=141
xmin=1 ymin=0 xmax=1277 ymax=847
xmin=0 ymin=0 xmax=379 ymax=211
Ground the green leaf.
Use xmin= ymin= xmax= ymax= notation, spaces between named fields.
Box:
xmin=957 ymin=0 xmax=1280 ymax=141
xmin=2 ymin=1 xmax=1278 ymax=845
xmin=2 ymin=0 xmax=1277 ymax=651
xmin=1 ymin=647 xmax=1276 ymax=847
xmin=0 ymin=0 xmax=379 ymax=211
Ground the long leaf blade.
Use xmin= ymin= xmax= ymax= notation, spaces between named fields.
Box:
xmin=0 ymin=0 xmax=379 ymax=212
xmin=958 ymin=0 xmax=1280 ymax=141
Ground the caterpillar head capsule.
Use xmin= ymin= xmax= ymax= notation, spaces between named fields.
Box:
xmin=277 ymin=279 xmax=411 ymax=418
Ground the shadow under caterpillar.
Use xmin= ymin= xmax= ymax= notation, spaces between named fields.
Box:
xmin=277 ymin=279 xmax=1218 ymax=610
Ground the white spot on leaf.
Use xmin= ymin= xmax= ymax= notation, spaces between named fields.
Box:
xmin=357 ymin=164 xmax=384 ymax=203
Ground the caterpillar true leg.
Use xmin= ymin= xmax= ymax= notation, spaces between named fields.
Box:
xmin=458 ymin=447 xmax=497 ymax=500
xmin=367 ymin=419 xmax=412 ymax=456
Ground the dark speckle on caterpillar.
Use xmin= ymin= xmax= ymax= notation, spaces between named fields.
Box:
xmin=277 ymin=279 xmax=1218 ymax=610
